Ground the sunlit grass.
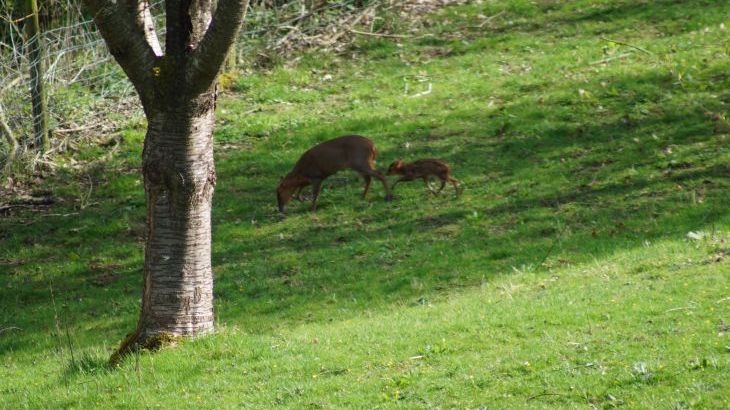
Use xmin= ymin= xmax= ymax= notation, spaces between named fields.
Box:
xmin=1 ymin=0 xmax=729 ymax=407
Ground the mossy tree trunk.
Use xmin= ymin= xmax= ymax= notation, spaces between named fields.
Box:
xmin=82 ymin=0 xmax=249 ymax=361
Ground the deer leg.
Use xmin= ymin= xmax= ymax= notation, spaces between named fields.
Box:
xmin=310 ymin=179 xmax=323 ymax=212
xmin=391 ymin=175 xmax=415 ymax=196
xmin=293 ymin=185 xmax=305 ymax=201
xmin=293 ymin=181 xmax=311 ymax=201
xmin=437 ymin=177 xmax=447 ymax=194
xmin=356 ymin=166 xmax=392 ymax=201
xmin=423 ymin=176 xmax=438 ymax=195
xmin=448 ymin=177 xmax=460 ymax=196
xmin=361 ymin=174 xmax=372 ymax=199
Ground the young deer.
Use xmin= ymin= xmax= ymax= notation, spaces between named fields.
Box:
xmin=277 ymin=135 xmax=392 ymax=213
xmin=387 ymin=158 xmax=460 ymax=196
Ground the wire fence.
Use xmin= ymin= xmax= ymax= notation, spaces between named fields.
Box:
xmin=0 ymin=0 xmax=407 ymax=171
xmin=0 ymin=1 xmax=167 ymax=161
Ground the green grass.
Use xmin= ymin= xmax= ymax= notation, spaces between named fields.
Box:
xmin=2 ymin=0 xmax=730 ymax=408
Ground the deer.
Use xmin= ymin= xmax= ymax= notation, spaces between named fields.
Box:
xmin=387 ymin=158 xmax=460 ymax=196
xmin=276 ymin=135 xmax=392 ymax=213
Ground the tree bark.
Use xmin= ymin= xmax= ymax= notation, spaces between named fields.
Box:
xmin=82 ymin=0 xmax=249 ymax=362
xmin=140 ymin=92 xmax=217 ymax=337
xmin=111 ymin=90 xmax=218 ymax=362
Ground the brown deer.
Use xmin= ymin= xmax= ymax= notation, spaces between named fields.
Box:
xmin=277 ymin=135 xmax=392 ymax=213
xmin=387 ymin=158 xmax=460 ymax=196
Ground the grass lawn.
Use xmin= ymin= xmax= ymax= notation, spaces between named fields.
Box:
xmin=1 ymin=0 xmax=729 ymax=408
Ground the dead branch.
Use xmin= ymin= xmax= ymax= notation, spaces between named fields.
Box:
xmin=0 ymin=204 xmax=33 ymax=214
xmin=0 ymin=75 xmax=27 ymax=95
xmin=319 ymin=5 xmax=375 ymax=47
xmin=54 ymin=122 xmax=103 ymax=134
xmin=39 ymin=212 xmax=79 ymax=217
xmin=0 ymin=102 xmax=18 ymax=169
xmin=348 ymin=29 xmax=412 ymax=38
xmin=472 ymin=10 xmax=506 ymax=28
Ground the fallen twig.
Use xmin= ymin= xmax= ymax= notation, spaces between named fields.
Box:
xmin=0 ymin=204 xmax=32 ymax=214
xmin=275 ymin=25 xmax=302 ymax=47
xmin=39 ymin=212 xmax=79 ymax=217
xmin=536 ymin=220 xmax=568 ymax=269
xmin=242 ymin=107 xmax=263 ymax=115
xmin=528 ymin=391 xmax=567 ymax=401
xmin=408 ymin=83 xmax=432 ymax=98
xmin=54 ymin=122 xmax=103 ymax=134
xmin=589 ymin=52 xmax=634 ymax=65
xmin=0 ymin=195 xmax=55 ymax=213
xmin=472 ymin=10 xmax=506 ymax=28
xmin=600 ymin=36 xmax=653 ymax=55
xmin=348 ymin=29 xmax=412 ymax=38
xmin=0 ymin=326 xmax=21 ymax=335
xmin=319 ymin=5 xmax=375 ymax=46
xmin=665 ymin=306 xmax=696 ymax=313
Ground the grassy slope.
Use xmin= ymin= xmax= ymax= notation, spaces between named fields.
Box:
xmin=2 ymin=0 xmax=730 ymax=408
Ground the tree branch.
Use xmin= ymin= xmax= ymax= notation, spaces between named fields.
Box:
xmin=134 ymin=0 xmax=162 ymax=57
xmin=83 ymin=0 xmax=160 ymax=104
xmin=186 ymin=0 xmax=249 ymax=95
xmin=0 ymin=102 xmax=19 ymax=170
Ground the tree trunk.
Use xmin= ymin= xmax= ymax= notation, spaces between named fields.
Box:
xmin=113 ymin=91 xmax=218 ymax=357
xmin=83 ymin=0 xmax=249 ymax=364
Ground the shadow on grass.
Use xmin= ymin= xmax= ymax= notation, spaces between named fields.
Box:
xmin=208 ymin=65 xmax=728 ymax=330
xmin=61 ymin=350 xmax=112 ymax=380
xmin=483 ymin=0 xmax=729 ymax=36
xmin=1 ymin=9 xmax=729 ymax=359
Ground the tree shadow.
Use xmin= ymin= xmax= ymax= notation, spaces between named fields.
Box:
xmin=1 ymin=8 xmax=728 ymax=361
xmin=209 ymin=67 xmax=728 ymax=333
xmin=61 ymin=350 xmax=112 ymax=380
xmin=485 ymin=0 xmax=728 ymax=36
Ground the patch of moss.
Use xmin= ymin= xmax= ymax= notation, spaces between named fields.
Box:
xmin=109 ymin=331 xmax=182 ymax=366
xmin=218 ymin=71 xmax=238 ymax=92
xmin=140 ymin=332 xmax=181 ymax=350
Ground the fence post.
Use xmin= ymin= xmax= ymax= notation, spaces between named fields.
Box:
xmin=26 ymin=0 xmax=50 ymax=152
